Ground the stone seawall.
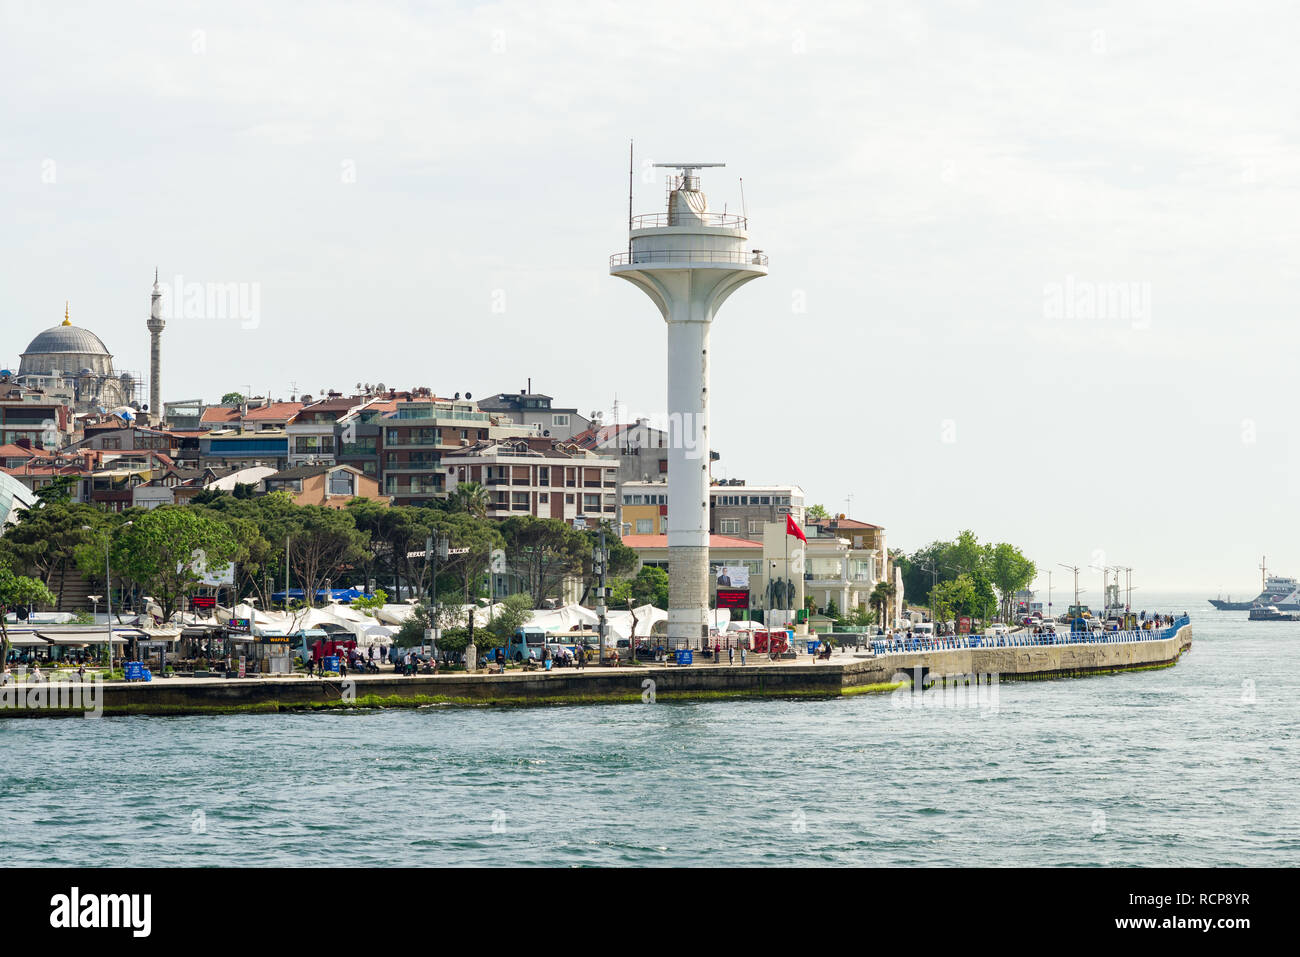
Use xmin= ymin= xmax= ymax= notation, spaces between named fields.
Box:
xmin=847 ymin=623 xmax=1195 ymax=685
xmin=1 ymin=625 xmax=1192 ymax=718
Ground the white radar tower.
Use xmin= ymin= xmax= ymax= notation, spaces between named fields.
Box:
xmin=610 ymin=161 xmax=768 ymax=648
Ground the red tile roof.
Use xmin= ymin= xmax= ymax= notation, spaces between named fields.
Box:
xmin=200 ymin=406 xmax=241 ymax=425
xmin=812 ymin=517 xmax=881 ymax=530
xmin=244 ymin=402 xmax=304 ymax=421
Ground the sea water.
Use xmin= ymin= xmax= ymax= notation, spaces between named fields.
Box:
xmin=1 ymin=594 xmax=1295 ymax=866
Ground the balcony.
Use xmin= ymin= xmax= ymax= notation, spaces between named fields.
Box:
xmin=610 ymin=249 xmax=769 ymax=268
xmin=383 ymin=463 xmax=441 ymax=474
xmin=384 ymin=437 xmax=456 ymax=449
xmin=630 ymin=212 xmax=748 ymax=229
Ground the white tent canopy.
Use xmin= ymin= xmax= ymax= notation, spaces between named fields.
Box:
xmin=603 ymin=605 xmax=668 ymax=641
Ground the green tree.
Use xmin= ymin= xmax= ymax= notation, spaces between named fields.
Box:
xmin=1 ymin=501 xmax=109 ymax=609
xmin=929 ymin=575 xmax=976 ymax=624
xmin=447 ymin=481 xmax=489 ymax=520
xmin=985 ymin=542 xmax=1037 ymax=621
xmin=579 ymin=523 xmax=638 ymax=604
xmin=350 ymin=589 xmax=388 ymax=616
xmin=499 ymin=516 xmax=587 ymax=606
xmin=272 ymin=505 xmax=370 ymax=610
xmin=846 ymin=605 xmax=875 ymax=627
xmin=0 ymin=560 xmax=57 ymax=660
xmin=110 ymin=507 xmax=238 ymax=622
xmin=485 ymin=592 xmax=533 ymax=641
xmin=869 ymin=580 xmax=897 ymax=627
xmin=221 ymin=392 xmax=245 ymax=405
xmin=806 ymin=503 xmax=830 ymax=522
xmin=615 ymin=566 xmax=669 ymax=610
xmin=33 ymin=475 xmax=76 ymax=505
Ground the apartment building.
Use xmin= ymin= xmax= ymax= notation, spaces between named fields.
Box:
xmin=619 ymin=479 xmax=805 ymax=538
xmin=442 ymin=437 xmax=619 ymax=524
xmin=476 ymin=390 xmax=590 ymax=441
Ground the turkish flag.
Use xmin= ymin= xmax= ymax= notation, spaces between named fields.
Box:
xmin=785 ymin=514 xmax=807 ymax=543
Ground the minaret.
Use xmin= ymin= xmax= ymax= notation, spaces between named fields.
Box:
xmin=610 ymin=163 xmax=768 ymax=647
xmin=147 ymin=269 xmax=165 ymax=424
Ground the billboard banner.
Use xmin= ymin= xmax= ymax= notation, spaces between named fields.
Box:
xmin=715 ymin=565 xmax=750 ymax=589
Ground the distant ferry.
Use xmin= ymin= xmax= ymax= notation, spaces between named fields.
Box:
xmin=1210 ymin=562 xmax=1300 ymax=611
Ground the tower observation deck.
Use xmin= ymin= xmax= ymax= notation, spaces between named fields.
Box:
xmin=610 ymin=163 xmax=768 ymax=646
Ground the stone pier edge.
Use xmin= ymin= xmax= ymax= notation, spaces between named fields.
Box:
xmin=1 ymin=625 xmax=1192 ymax=719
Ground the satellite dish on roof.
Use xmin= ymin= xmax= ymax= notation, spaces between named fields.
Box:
xmin=464 ymin=392 xmax=471 ymax=400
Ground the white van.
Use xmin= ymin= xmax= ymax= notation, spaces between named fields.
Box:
xmin=912 ymin=622 xmax=935 ymax=637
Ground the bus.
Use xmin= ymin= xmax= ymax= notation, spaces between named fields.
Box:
xmin=496 ymin=627 xmax=592 ymax=662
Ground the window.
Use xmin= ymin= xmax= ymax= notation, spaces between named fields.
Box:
xmin=636 ymin=519 xmax=653 ymax=534
xmin=328 ymin=470 xmax=355 ymax=496
xmin=583 ymin=493 xmax=600 ymax=508
xmin=720 ymin=519 xmax=740 ymax=534
xmin=539 ymin=493 xmax=548 ymax=503
xmin=748 ymin=520 xmax=763 ymax=534
xmin=512 ymin=492 xmax=529 ymax=507
xmin=552 ymin=414 xmax=569 ymax=427
xmin=658 ymin=459 xmax=668 ymax=473
xmin=538 ymin=466 xmax=549 ymax=484
xmin=565 ymin=494 xmax=575 ymax=504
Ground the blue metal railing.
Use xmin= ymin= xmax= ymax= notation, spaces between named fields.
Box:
xmin=869 ymin=614 xmax=1190 ymax=657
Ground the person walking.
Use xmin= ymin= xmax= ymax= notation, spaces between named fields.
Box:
xmin=307 ymin=656 xmax=315 ymax=677
xmin=740 ymin=644 xmax=747 ymax=666
xmin=728 ymin=644 xmax=734 ymax=665
xmin=714 ymin=640 xmax=722 ymax=664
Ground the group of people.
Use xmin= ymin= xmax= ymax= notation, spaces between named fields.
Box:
xmin=0 ymin=661 xmax=91 ymax=685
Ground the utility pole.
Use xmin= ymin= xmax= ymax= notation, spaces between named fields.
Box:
xmin=104 ymin=539 xmax=113 ymax=673
xmin=594 ymin=527 xmax=609 ymax=664
xmin=1057 ymin=563 xmax=1080 ymax=618
xmin=426 ymin=532 xmax=449 ymax=655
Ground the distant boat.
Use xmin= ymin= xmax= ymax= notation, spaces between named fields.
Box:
xmin=1209 ymin=556 xmax=1300 ymax=610
xmin=1247 ymin=604 xmax=1300 ymax=621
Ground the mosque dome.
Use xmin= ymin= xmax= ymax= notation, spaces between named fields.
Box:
xmin=23 ymin=324 xmax=111 ymax=358
xmin=18 ymin=306 xmax=114 ymax=378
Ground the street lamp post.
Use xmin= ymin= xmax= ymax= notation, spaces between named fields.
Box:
xmin=84 ymin=525 xmax=131 ymax=674
xmin=594 ymin=528 xmax=609 ymax=664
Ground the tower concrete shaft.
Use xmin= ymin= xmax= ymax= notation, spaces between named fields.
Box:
xmin=610 ymin=165 xmax=767 ymax=646
xmin=147 ymin=272 xmax=165 ymax=422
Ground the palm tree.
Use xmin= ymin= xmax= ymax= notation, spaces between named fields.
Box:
xmin=870 ymin=581 xmax=897 ymax=628
xmin=450 ymin=481 xmax=489 ymax=519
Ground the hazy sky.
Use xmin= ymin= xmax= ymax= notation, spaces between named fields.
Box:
xmin=4 ymin=1 xmax=1296 ymax=594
